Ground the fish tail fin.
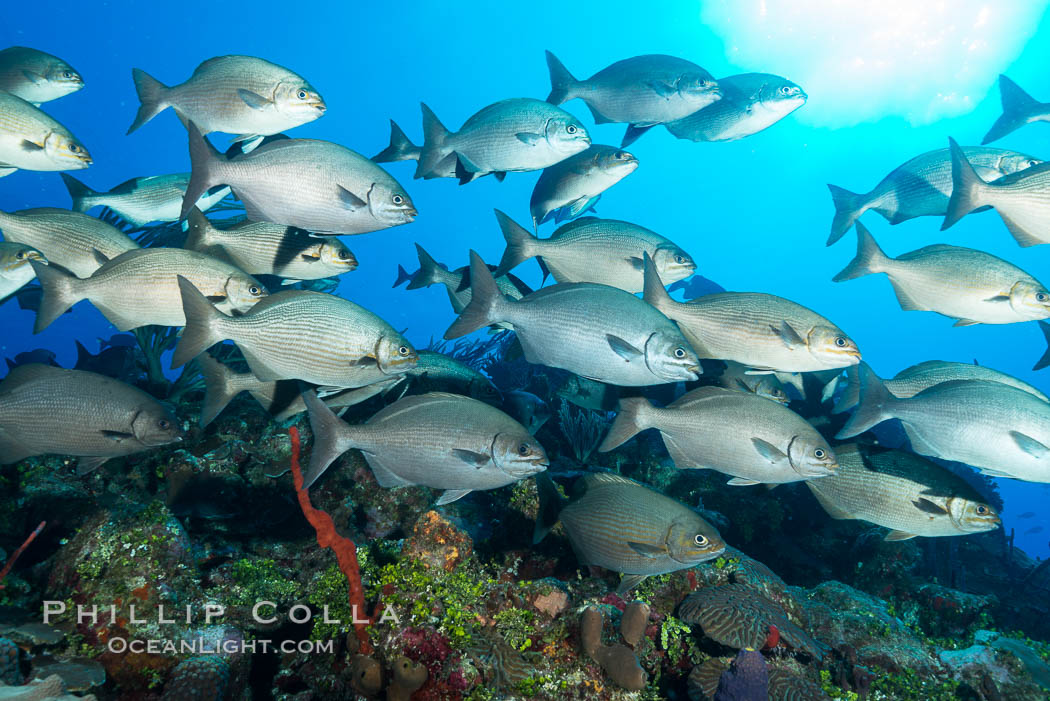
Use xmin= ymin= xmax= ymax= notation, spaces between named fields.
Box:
xmin=983 ymin=75 xmax=1038 ymax=144
xmin=835 ymin=362 xmax=896 ymax=439
xmin=30 ymin=260 xmax=85 ymax=333
xmin=826 ymin=184 xmax=869 ymax=245
xmin=942 ymin=137 xmax=989 ymax=231
xmin=1034 ymin=321 xmax=1050 ymax=371
xmin=598 ymin=396 xmax=654 ymax=451
xmin=127 ymin=68 xmax=170 ymax=134
xmin=832 ymin=221 xmax=889 ymax=281
xmin=544 ymin=50 xmax=578 ymax=105
xmin=642 ymin=252 xmax=674 ymax=313
xmin=392 ymin=263 xmax=416 ymax=288
xmin=444 ymin=250 xmax=510 ymax=338
xmin=372 ymin=120 xmax=420 ymax=163
xmin=182 ymin=206 xmax=217 ymax=252
xmin=407 ymin=243 xmax=442 ymax=289
xmin=196 ymin=352 xmax=239 ymax=428
xmin=181 ymin=123 xmax=223 ymax=220
xmin=493 ymin=209 xmax=539 ymax=276
xmin=172 ymin=276 xmax=226 ymax=368
xmin=533 ymin=471 xmax=568 ymax=544
xmin=302 ymin=389 xmax=358 ymax=488
xmin=416 ymin=102 xmax=452 ymax=179
xmin=59 ymin=173 xmax=99 ymax=213
xmin=833 ymin=364 xmax=864 ymax=413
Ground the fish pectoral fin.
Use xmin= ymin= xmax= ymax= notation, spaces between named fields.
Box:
xmin=280 ymin=279 xmax=303 ymax=285
xmin=983 ymin=294 xmax=1011 ymax=302
xmin=568 ymin=195 xmax=599 ymax=217
xmin=299 ymin=252 xmax=322 ymax=261
xmin=20 ymin=139 xmax=44 ymax=152
xmin=515 ymin=132 xmax=544 ymax=146
xmin=353 ymin=355 xmax=378 ymax=367
xmin=100 ymin=430 xmax=135 ymax=443
xmin=727 ymin=477 xmax=762 ymax=486
xmin=606 ymin=334 xmax=644 ymax=361
xmin=771 ymin=321 xmax=806 ymax=350
xmin=913 ymin=497 xmax=948 ymax=515
xmin=616 ymin=574 xmax=649 ymax=594
xmin=953 ymin=319 xmax=980 ymax=327
xmin=493 ymin=171 xmax=507 ymax=182
xmin=435 ymin=488 xmax=473 ymax=505
xmin=1010 ymin=430 xmax=1050 ymax=458
xmin=979 ymin=467 xmax=1015 ymax=478
xmin=316 ymin=385 xmax=350 ymax=398
xmin=77 ymin=456 xmax=109 ymax=475
xmin=627 ymin=256 xmax=645 ymax=271
xmin=627 ymin=541 xmax=665 ymax=558
xmin=92 ymin=249 xmax=110 ymax=266
xmin=751 ymin=437 xmax=788 ymax=464
xmin=885 ymin=530 xmax=918 ymax=541
xmin=21 ymin=69 xmax=45 ymax=85
xmin=237 ymin=89 xmax=273 ymax=110
xmin=205 ymin=295 xmax=227 ymax=304
xmin=646 ymin=80 xmax=678 ymax=98
xmin=451 ymin=448 xmax=491 ymax=467
xmin=338 ymin=186 xmax=367 ymax=210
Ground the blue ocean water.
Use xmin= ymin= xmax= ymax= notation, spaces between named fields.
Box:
xmin=2 ymin=0 xmax=1050 ymax=564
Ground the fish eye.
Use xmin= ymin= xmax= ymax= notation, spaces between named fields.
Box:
xmin=780 ymin=86 xmax=792 ymax=95
xmin=566 ymin=124 xmax=578 ymax=134
xmin=976 ymin=505 xmax=988 ymax=514
xmin=297 ymin=90 xmax=308 ymax=100
xmin=248 ymin=286 xmax=261 ymax=295
xmin=674 ymin=348 xmax=687 ymax=358
xmin=158 ymin=419 xmax=170 ymax=430
xmin=814 ymin=449 xmax=826 ymax=459
xmin=398 ymin=345 xmax=410 ymax=356
xmin=68 ymin=143 xmax=79 ymax=153
xmin=393 ymin=194 xmax=405 ymax=205
xmin=15 ymin=251 xmax=25 ymax=260
xmin=518 ymin=443 xmax=530 ymax=456
xmin=834 ymin=337 xmax=847 ymax=347
xmin=63 ymin=71 xmax=73 ymax=79
xmin=337 ymin=249 xmax=350 ymax=260
xmin=1030 ymin=160 xmax=1040 ymax=168
xmin=674 ymin=255 xmax=686 ymax=264
xmin=694 ymin=534 xmax=708 ymax=547
xmin=1038 ymin=292 xmax=1048 ymax=302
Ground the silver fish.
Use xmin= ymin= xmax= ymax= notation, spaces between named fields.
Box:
xmin=445 ymin=251 xmax=700 ymax=387
xmin=394 ymin=243 xmax=532 ymax=324
xmin=61 ymin=172 xmax=230 ymax=228
xmin=0 ymin=207 xmax=139 ymax=278
xmin=806 ymin=444 xmax=1000 ymax=541
xmin=406 ymin=350 xmax=501 ymax=404
xmin=943 ymin=137 xmax=1050 ymax=247
xmin=415 ymin=98 xmax=590 ymax=182
xmin=533 ymin=472 xmax=725 ymax=594
xmin=0 ymin=47 xmax=83 ymax=104
xmin=127 ymin=55 xmax=325 ymax=138
xmin=182 ymin=126 xmax=416 ymax=235
xmin=0 ymin=364 xmax=182 ymax=474
xmin=665 ymin=73 xmax=806 ymax=142
xmin=173 ymin=278 xmax=417 ymax=389
xmin=827 ymin=143 xmax=1039 ymax=245
xmin=529 ymin=145 xmax=638 ymax=227
xmin=835 ymin=360 xmax=1049 ymax=413
xmin=600 ymin=387 xmax=837 ymax=485
xmin=183 ymin=208 xmax=357 ymax=281
xmin=195 ymin=352 xmax=400 ymax=427
xmin=494 ymin=211 xmax=695 ymax=293
xmin=719 ymin=361 xmax=790 ymax=405
xmin=30 ymin=248 xmax=267 ymax=332
xmin=545 ymin=52 xmax=722 ymax=147
xmin=0 ymin=241 xmax=45 ymax=302
xmin=303 ymin=390 xmax=548 ymax=498
xmin=504 ymin=390 xmax=551 ymax=434
xmin=834 ymin=222 xmax=1050 ymax=325
xmin=0 ymin=91 xmax=90 ymax=176
xmin=643 ymin=256 xmax=860 ymax=373
xmin=982 ymin=75 xmax=1050 ymax=144
xmin=837 ymin=363 xmax=1050 ymax=483
xmin=555 ymin=374 xmax=619 ymax=412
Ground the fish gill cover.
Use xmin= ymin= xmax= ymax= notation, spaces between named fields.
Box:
xmin=1 ymin=1 xmax=1050 ymax=699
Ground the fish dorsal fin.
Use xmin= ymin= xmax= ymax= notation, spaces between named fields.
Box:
xmin=582 ymin=472 xmax=639 ymax=489
xmin=669 ymin=385 xmax=736 ymax=408
xmin=896 ymin=244 xmax=966 ymax=260
xmin=0 ymin=363 xmax=64 ymax=391
xmin=239 ymin=289 xmax=320 ymax=316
